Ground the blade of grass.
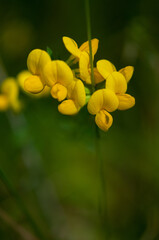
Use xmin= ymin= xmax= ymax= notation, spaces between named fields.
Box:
xmin=0 ymin=207 xmax=39 ymax=240
xmin=0 ymin=168 xmax=47 ymax=240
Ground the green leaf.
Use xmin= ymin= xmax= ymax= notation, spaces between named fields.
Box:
xmin=46 ymin=46 xmax=53 ymax=59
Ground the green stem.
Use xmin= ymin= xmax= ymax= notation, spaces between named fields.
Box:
xmin=85 ymin=0 xmax=95 ymax=93
xmin=0 ymin=168 xmax=46 ymax=240
xmin=85 ymin=0 xmax=108 ymax=236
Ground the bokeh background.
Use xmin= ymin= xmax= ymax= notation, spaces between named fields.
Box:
xmin=0 ymin=0 xmax=159 ymax=239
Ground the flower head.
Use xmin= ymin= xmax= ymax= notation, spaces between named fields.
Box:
xmin=43 ymin=60 xmax=86 ymax=114
xmin=87 ymin=89 xmax=119 ymax=131
xmin=97 ymin=60 xmax=135 ymax=110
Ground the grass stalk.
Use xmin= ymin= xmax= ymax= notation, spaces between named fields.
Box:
xmin=0 ymin=168 xmax=46 ymax=240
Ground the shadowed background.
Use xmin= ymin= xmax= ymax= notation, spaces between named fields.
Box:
xmin=0 ymin=0 xmax=159 ymax=239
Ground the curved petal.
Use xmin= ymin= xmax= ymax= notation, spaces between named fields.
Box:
xmin=106 ymin=72 xmax=127 ymax=94
xmin=94 ymin=68 xmax=105 ymax=84
xmin=79 ymin=38 xmax=99 ymax=56
xmin=119 ymin=66 xmax=134 ymax=83
xmin=24 ymin=76 xmax=44 ymax=94
xmin=95 ymin=110 xmax=113 ymax=131
xmin=43 ymin=60 xmax=74 ymax=87
xmin=17 ymin=70 xmax=31 ymax=91
xmin=97 ymin=59 xmax=116 ymax=79
xmin=1 ymin=78 xmax=19 ymax=101
xmin=58 ymin=99 xmax=79 ymax=115
xmin=117 ymin=94 xmax=135 ymax=110
xmin=79 ymin=52 xmax=91 ymax=84
xmin=51 ymin=83 xmax=67 ymax=102
xmin=0 ymin=95 xmax=9 ymax=111
xmin=73 ymin=80 xmax=86 ymax=107
xmin=27 ymin=49 xmax=51 ymax=79
xmin=62 ymin=36 xmax=81 ymax=58
xmin=87 ymin=89 xmax=119 ymax=115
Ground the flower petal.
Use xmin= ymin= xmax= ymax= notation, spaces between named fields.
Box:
xmin=58 ymin=99 xmax=78 ymax=115
xmin=1 ymin=78 xmax=19 ymax=100
xmin=79 ymin=38 xmax=99 ymax=56
xmin=27 ymin=49 xmax=51 ymax=79
xmin=51 ymin=83 xmax=67 ymax=102
xmin=62 ymin=36 xmax=81 ymax=58
xmin=79 ymin=52 xmax=91 ymax=84
xmin=119 ymin=66 xmax=134 ymax=83
xmin=87 ymin=89 xmax=119 ymax=115
xmin=24 ymin=75 xmax=44 ymax=93
xmin=17 ymin=70 xmax=31 ymax=90
xmin=106 ymin=72 xmax=127 ymax=94
xmin=95 ymin=110 xmax=113 ymax=131
xmin=97 ymin=59 xmax=116 ymax=79
xmin=94 ymin=68 xmax=105 ymax=84
xmin=72 ymin=80 xmax=86 ymax=107
xmin=117 ymin=94 xmax=135 ymax=110
xmin=0 ymin=95 xmax=9 ymax=111
xmin=43 ymin=60 xmax=74 ymax=87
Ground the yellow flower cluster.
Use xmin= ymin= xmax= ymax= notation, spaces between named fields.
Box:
xmin=23 ymin=36 xmax=135 ymax=131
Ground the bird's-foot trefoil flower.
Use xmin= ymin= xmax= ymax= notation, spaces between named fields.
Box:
xmin=87 ymin=89 xmax=119 ymax=131
xmin=43 ymin=60 xmax=86 ymax=114
xmin=97 ymin=59 xmax=135 ymax=110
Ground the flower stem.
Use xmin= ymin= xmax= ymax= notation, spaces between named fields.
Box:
xmin=85 ymin=0 xmax=108 ymax=236
xmin=85 ymin=0 xmax=96 ymax=93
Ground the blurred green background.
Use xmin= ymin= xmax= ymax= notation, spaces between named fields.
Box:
xmin=0 ymin=0 xmax=159 ymax=239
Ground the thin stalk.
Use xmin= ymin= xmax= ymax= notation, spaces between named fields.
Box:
xmin=85 ymin=0 xmax=108 ymax=236
xmin=0 ymin=168 xmax=46 ymax=240
xmin=85 ymin=0 xmax=96 ymax=93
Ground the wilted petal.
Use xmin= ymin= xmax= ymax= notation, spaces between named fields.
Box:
xmin=95 ymin=110 xmax=113 ymax=131
xmin=117 ymin=94 xmax=135 ymax=110
xmin=119 ymin=66 xmax=134 ymax=83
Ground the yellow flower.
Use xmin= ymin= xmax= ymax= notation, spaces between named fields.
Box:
xmin=87 ymin=89 xmax=119 ymax=131
xmin=24 ymin=49 xmax=51 ymax=94
xmin=63 ymin=36 xmax=99 ymax=64
xmin=97 ymin=60 xmax=135 ymax=110
xmin=79 ymin=51 xmax=104 ymax=84
xmin=0 ymin=77 xmax=22 ymax=112
xmin=17 ymin=70 xmax=51 ymax=98
xmin=43 ymin=60 xmax=86 ymax=114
